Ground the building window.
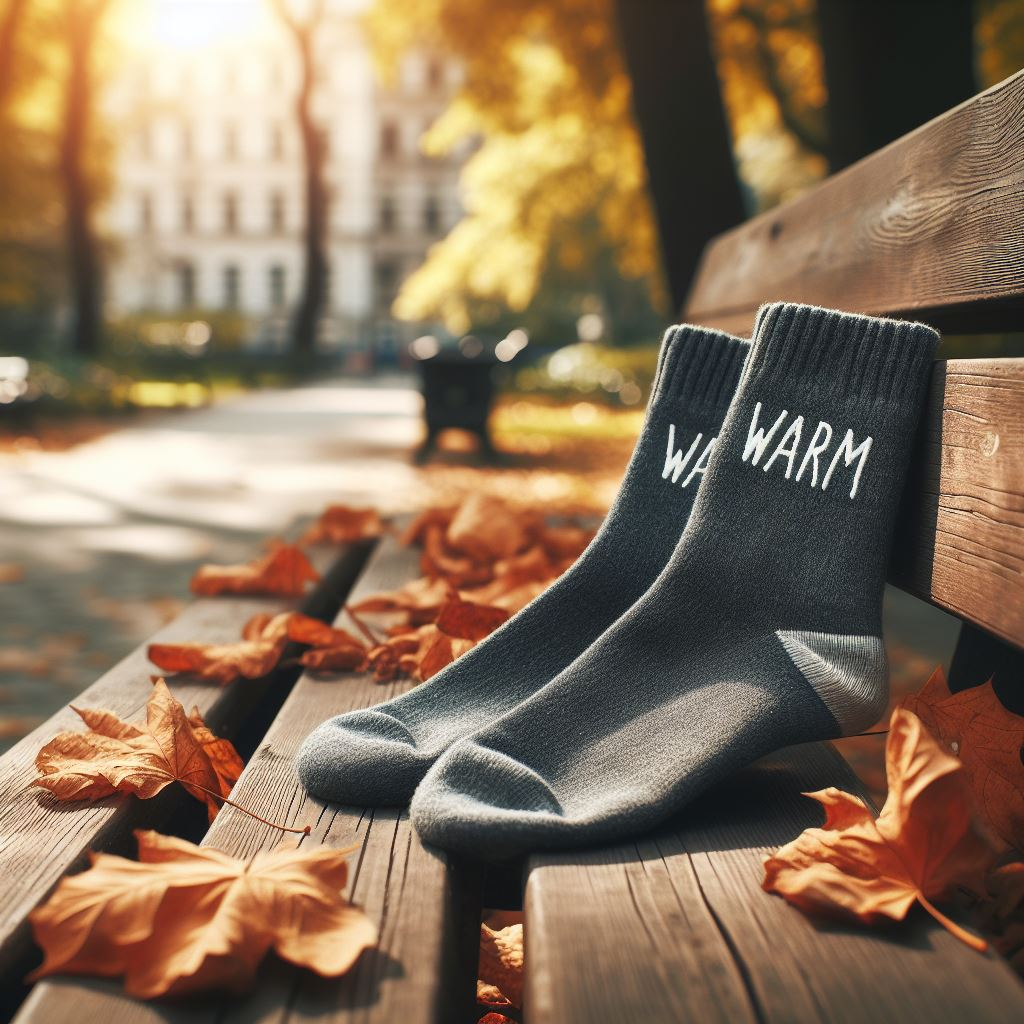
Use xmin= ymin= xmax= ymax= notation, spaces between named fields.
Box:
xmin=223 ymin=192 xmax=238 ymax=234
xmin=224 ymin=122 xmax=237 ymax=160
xmin=224 ymin=264 xmax=240 ymax=309
xmin=380 ymin=120 xmax=399 ymax=160
xmin=269 ymin=265 xmax=286 ymax=308
xmin=181 ymin=194 xmax=194 ymax=233
xmin=423 ymin=195 xmax=441 ymax=234
xmin=270 ymin=122 xmax=284 ymax=161
xmin=269 ymin=192 xmax=285 ymax=233
xmin=139 ymin=193 xmax=154 ymax=233
xmin=178 ymin=263 xmax=196 ymax=306
xmin=379 ymin=195 xmax=396 ymax=233
xmin=375 ymin=259 xmax=398 ymax=308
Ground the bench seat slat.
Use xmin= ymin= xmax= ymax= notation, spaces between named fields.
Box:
xmin=0 ymin=542 xmax=367 ymax=986
xmin=16 ymin=535 xmax=481 ymax=1024
xmin=525 ymin=741 xmax=1024 ymax=1023
xmin=684 ymin=69 xmax=1024 ymax=335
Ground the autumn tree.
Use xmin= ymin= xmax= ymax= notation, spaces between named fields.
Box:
xmin=272 ymin=0 xmax=329 ymax=357
xmin=60 ymin=0 xmax=111 ymax=357
xmin=0 ymin=0 xmax=65 ymax=349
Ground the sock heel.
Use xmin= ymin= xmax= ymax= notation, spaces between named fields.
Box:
xmin=776 ymin=630 xmax=889 ymax=736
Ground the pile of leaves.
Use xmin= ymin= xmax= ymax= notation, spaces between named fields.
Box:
xmin=764 ymin=671 xmax=1024 ymax=961
xmin=149 ymin=495 xmax=593 ymax=687
xmin=352 ymin=494 xmax=592 ymax=683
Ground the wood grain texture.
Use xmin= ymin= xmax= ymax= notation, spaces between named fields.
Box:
xmin=17 ymin=535 xmax=482 ymax=1024
xmin=0 ymin=542 xmax=366 ymax=983
xmin=684 ymin=70 xmax=1024 ymax=335
xmin=525 ymin=741 xmax=1024 ymax=1023
xmin=892 ymin=359 xmax=1024 ymax=646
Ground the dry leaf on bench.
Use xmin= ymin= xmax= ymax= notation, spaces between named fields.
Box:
xmin=763 ymin=707 xmax=993 ymax=950
xmin=29 ymin=829 xmax=377 ymax=999
xmin=479 ymin=923 xmax=523 ymax=1008
xmin=900 ymin=668 xmax=1024 ymax=852
xmin=436 ymin=596 xmax=509 ymax=642
xmin=149 ymin=631 xmax=287 ymax=686
xmin=190 ymin=542 xmax=320 ymax=597
xmin=34 ymin=679 xmax=241 ymax=822
xmin=302 ymin=504 xmax=385 ymax=545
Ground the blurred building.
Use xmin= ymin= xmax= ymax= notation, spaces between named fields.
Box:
xmin=103 ymin=0 xmax=466 ymax=364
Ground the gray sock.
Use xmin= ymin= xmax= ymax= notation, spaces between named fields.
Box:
xmin=411 ymin=303 xmax=939 ymax=859
xmin=296 ymin=325 xmax=749 ymax=804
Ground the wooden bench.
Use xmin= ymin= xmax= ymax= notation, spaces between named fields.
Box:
xmin=2 ymin=71 xmax=1024 ymax=1024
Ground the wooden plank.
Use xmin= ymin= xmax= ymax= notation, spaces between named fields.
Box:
xmin=17 ymin=535 xmax=482 ymax=1024
xmin=892 ymin=359 xmax=1024 ymax=647
xmin=684 ymin=70 xmax=1024 ymax=335
xmin=525 ymin=741 xmax=1024 ymax=1024
xmin=0 ymin=541 xmax=369 ymax=989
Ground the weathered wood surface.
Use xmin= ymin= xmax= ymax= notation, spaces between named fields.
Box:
xmin=890 ymin=358 xmax=1024 ymax=647
xmin=684 ymin=70 xmax=1024 ymax=336
xmin=0 ymin=541 xmax=367 ymax=984
xmin=17 ymin=535 xmax=481 ymax=1024
xmin=525 ymin=741 xmax=1024 ymax=1023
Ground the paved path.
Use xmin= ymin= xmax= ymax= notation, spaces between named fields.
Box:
xmin=0 ymin=379 xmax=423 ymax=748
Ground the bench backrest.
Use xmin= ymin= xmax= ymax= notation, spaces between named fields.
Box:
xmin=684 ymin=69 xmax=1024 ymax=651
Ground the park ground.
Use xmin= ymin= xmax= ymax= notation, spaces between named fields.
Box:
xmin=0 ymin=377 xmax=959 ymax=797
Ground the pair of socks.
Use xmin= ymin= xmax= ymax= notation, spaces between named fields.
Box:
xmin=298 ymin=303 xmax=938 ymax=859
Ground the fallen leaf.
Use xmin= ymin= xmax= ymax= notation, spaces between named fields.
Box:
xmin=763 ymin=707 xmax=993 ymax=950
xmin=436 ymin=596 xmax=509 ymax=642
xmin=350 ymin=576 xmax=454 ymax=624
xmin=29 ymin=829 xmax=377 ymax=999
xmin=34 ymin=679 xmax=239 ymax=822
xmin=447 ymin=494 xmax=530 ymax=562
xmin=187 ymin=707 xmax=244 ymax=805
xmin=479 ymin=923 xmax=523 ymax=1008
xmin=148 ymin=634 xmax=286 ymax=686
xmin=302 ymin=505 xmax=385 ymax=545
xmin=901 ymin=668 xmax=1024 ymax=851
xmin=191 ymin=542 xmax=320 ymax=598
xmin=0 ymin=562 xmax=24 ymax=584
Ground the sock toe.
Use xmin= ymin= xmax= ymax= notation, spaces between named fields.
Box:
xmin=296 ymin=709 xmax=427 ymax=805
xmin=411 ymin=741 xmax=563 ymax=858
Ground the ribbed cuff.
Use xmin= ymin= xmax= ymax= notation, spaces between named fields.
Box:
xmin=748 ymin=303 xmax=938 ymax=414
xmin=656 ymin=324 xmax=750 ymax=415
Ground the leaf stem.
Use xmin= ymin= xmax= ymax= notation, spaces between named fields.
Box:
xmin=346 ymin=605 xmax=380 ymax=647
xmin=916 ymin=893 xmax=987 ymax=952
xmin=196 ymin=782 xmax=311 ymax=835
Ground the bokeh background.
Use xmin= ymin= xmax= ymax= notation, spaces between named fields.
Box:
xmin=1 ymin=0 xmax=1023 ymax=788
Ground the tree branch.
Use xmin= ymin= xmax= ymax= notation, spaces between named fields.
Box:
xmin=734 ymin=4 xmax=828 ymax=156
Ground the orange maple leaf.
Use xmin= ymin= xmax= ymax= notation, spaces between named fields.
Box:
xmin=34 ymin=679 xmax=241 ymax=822
xmin=900 ymin=668 xmax=1024 ymax=852
xmin=763 ymin=707 xmax=993 ymax=950
xmin=301 ymin=504 xmax=385 ymax=545
xmin=29 ymin=829 xmax=377 ymax=999
xmin=190 ymin=542 xmax=320 ymax=597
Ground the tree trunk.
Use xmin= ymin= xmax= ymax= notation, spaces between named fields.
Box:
xmin=60 ymin=0 xmax=107 ymax=358
xmin=277 ymin=2 xmax=328 ymax=357
xmin=612 ymin=0 xmax=746 ymax=313
xmin=0 ymin=0 xmax=29 ymax=114
xmin=818 ymin=0 xmax=977 ymax=172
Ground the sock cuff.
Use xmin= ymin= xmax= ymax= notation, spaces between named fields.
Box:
xmin=747 ymin=303 xmax=939 ymax=415
xmin=656 ymin=324 xmax=749 ymax=416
